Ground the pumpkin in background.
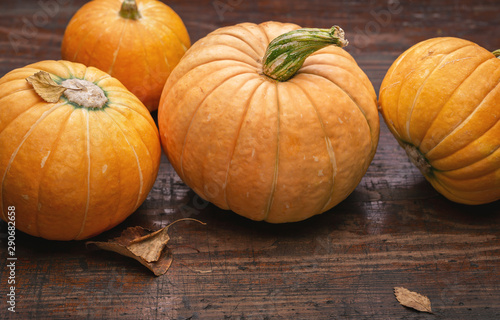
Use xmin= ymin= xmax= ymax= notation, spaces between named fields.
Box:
xmin=158 ymin=22 xmax=380 ymax=223
xmin=379 ymin=37 xmax=500 ymax=205
xmin=0 ymin=60 xmax=161 ymax=240
xmin=61 ymin=0 xmax=190 ymax=111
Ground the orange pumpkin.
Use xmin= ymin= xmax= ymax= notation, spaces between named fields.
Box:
xmin=158 ymin=22 xmax=380 ymax=223
xmin=0 ymin=60 xmax=161 ymax=240
xmin=379 ymin=37 xmax=500 ymax=205
xmin=61 ymin=0 xmax=190 ymax=111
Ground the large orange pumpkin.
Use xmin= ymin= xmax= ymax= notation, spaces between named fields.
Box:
xmin=379 ymin=37 xmax=500 ymax=205
xmin=158 ymin=22 xmax=380 ymax=223
xmin=61 ymin=0 xmax=191 ymax=111
xmin=0 ymin=60 xmax=161 ymax=240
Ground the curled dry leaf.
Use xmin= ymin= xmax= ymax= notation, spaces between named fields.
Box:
xmin=26 ymin=70 xmax=83 ymax=103
xmin=394 ymin=287 xmax=433 ymax=314
xmin=87 ymin=218 xmax=206 ymax=276
xmin=26 ymin=71 xmax=66 ymax=103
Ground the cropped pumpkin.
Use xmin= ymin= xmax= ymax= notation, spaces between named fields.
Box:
xmin=61 ymin=0 xmax=190 ymax=111
xmin=379 ymin=37 xmax=500 ymax=205
xmin=0 ymin=60 xmax=161 ymax=240
xmin=158 ymin=22 xmax=380 ymax=223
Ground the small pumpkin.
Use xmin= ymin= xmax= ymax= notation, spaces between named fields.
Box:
xmin=158 ymin=22 xmax=380 ymax=223
xmin=379 ymin=37 xmax=500 ymax=205
xmin=61 ymin=0 xmax=191 ymax=111
xmin=0 ymin=60 xmax=161 ymax=240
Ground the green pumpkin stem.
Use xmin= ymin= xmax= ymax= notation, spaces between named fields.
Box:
xmin=120 ymin=0 xmax=141 ymax=20
xmin=262 ymin=26 xmax=348 ymax=82
xmin=493 ymin=49 xmax=500 ymax=58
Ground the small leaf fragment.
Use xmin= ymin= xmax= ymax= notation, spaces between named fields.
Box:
xmin=26 ymin=71 xmax=66 ymax=103
xmin=86 ymin=218 xmax=206 ymax=276
xmin=394 ymin=287 xmax=433 ymax=313
xmin=128 ymin=227 xmax=172 ymax=263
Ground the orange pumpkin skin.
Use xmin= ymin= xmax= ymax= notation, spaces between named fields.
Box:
xmin=379 ymin=37 xmax=500 ymax=205
xmin=0 ymin=60 xmax=161 ymax=240
xmin=61 ymin=0 xmax=190 ymax=112
xmin=158 ymin=22 xmax=380 ymax=223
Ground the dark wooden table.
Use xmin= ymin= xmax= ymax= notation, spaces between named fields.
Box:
xmin=1 ymin=0 xmax=499 ymax=319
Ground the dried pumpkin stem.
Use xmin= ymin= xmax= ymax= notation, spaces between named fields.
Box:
xmin=262 ymin=25 xmax=348 ymax=82
xmin=493 ymin=49 xmax=500 ymax=58
xmin=61 ymin=79 xmax=108 ymax=109
xmin=402 ymin=143 xmax=432 ymax=177
xmin=119 ymin=0 xmax=141 ymax=20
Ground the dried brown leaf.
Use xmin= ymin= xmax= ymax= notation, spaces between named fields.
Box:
xmin=87 ymin=218 xmax=206 ymax=276
xmin=394 ymin=287 xmax=433 ymax=313
xmin=26 ymin=71 xmax=66 ymax=103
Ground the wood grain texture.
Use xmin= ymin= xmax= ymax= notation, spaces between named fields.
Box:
xmin=1 ymin=0 xmax=499 ymax=319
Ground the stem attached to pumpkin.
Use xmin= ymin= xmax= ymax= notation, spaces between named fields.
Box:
xmin=119 ymin=0 xmax=141 ymax=20
xmin=493 ymin=49 xmax=500 ymax=58
xmin=402 ymin=143 xmax=433 ymax=177
xmin=61 ymin=79 xmax=108 ymax=109
xmin=262 ymin=26 xmax=349 ymax=82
